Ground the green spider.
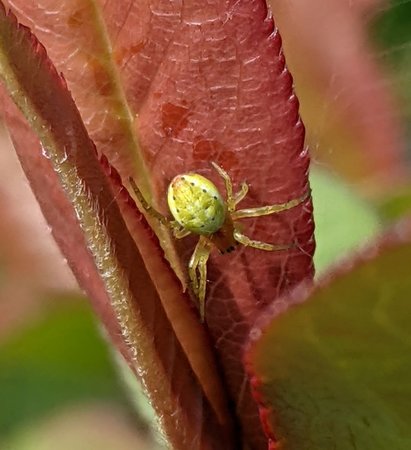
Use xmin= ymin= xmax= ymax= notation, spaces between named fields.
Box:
xmin=129 ymin=162 xmax=307 ymax=320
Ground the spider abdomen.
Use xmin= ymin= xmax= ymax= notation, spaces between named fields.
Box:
xmin=167 ymin=173 xmax=226 ymax=235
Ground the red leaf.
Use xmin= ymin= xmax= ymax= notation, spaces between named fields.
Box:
xmin=105 ymin=1 xmax=315 ymax=446
xmin=1 ymin=1 xmax=314 ymax=447
xmin=0 ymin=3 xmax=235 ymax=448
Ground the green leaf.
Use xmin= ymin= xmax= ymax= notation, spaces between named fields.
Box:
xmin=0 ymin=297 xmax=124 ymax=437
xmin=247 ymin=227 xmax=411 ymax=449
xmin=311 ymin=167 xmax=381 ymax=273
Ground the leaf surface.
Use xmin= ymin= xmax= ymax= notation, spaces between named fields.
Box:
xmin=247 ymin=222 xmax=411 ymax=449
xmin=0 ymin=4 xmax=234 ymax=448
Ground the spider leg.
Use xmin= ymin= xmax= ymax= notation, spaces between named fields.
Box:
xmin=188 ymin=236 xmax=212 ymax=320
xmin=172 ymin=226 xmax=191 ymax=239
xmin=129 ymin=177 xmax=170 ymax=224
xmin=232 ymin=181 xmax=249 ymax=208
xmin=211 ymin=162 xmax=249 ymax=211
xmin=233 ymin=229 xmax=294 ymax=251
xmin=129 ymin=178 xmax=191 ymax=239
xmin=232 ymin=191 xmax=309 ymax=220
xmin=211 ymin=162 xmax=234 ymax=208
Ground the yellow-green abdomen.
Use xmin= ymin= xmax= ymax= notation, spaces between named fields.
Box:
xmin=167 ymin=173 xmax=226 ymax=235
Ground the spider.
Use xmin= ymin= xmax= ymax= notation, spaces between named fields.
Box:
xmin=129 ymin=162 xmax=307 ymax=320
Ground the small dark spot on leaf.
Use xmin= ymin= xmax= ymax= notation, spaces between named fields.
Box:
xmin=161 ymin=102 xmax=190 ymax=137
xmin=67 ymin=8 xmax=86 ymax=28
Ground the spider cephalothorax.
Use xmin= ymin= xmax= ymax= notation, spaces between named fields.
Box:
xmin=130 ymin=162 xmax=307 ymax=320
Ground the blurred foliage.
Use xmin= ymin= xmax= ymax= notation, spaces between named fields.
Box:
xmin=373 ymin=0 xmax=411 ymax=59
xmin=250 ymin=233 xmax=411 ymax=449
xmin=377 ymin=184 xmax=411 ymax=221
xmin=311 ymin=167 xmax=381 ymax=274
xmin=1 ymin=403 xmax=154 ymax=450
xmin=367 ymin=0 xmax=411 ymax=225
xmin=0 ymin=297 xmax=129 ymax=439
xmin=372 ymin=0 xmax=411 ymax=124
